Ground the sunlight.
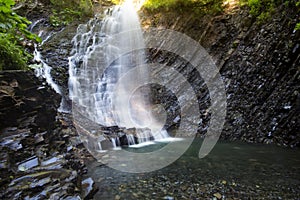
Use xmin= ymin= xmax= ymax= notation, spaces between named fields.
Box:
xmin=123 ymin=0 xmax=146 ymax=11
xmin=223 ymin=0 xmax=239 ymax=12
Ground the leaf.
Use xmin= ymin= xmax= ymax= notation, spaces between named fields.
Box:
xmin=35 ymin=36 xmax=42 ymax=43
xmin=17 ymin=23 xmax=27 ymax=30
xmin=4 ymin=0 xmax=15 ymax=7
xmin=0 ymin=6 xmax=11 ymax=13
xmin=6 ymin=22 xmax=12 ymax=29
xmin=0 ymin=22 xmax=6 ymax=29
xmin=0 ymin=0 xmax=43 ymax=69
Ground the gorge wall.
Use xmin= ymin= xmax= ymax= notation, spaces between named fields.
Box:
xmin=27 ymin=0 xmax=299 ymax=148
xmin=139 ymin=2 xmax=299 ymax=147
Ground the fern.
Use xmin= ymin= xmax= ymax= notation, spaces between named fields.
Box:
xmin=0 ymin=0 xmax=40 ymax=70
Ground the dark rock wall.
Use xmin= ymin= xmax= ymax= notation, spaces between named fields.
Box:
xmin=140 ymin=3 xmax=300 ymax=147
xmin=0 ymin=71 xmax=97 ymax=199
xmin=220 ymin=9 xmax=299 ymax=147
xmin=0 ymin=71 xmax=60 ymax=131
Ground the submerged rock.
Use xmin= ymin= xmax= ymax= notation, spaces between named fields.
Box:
xmin=82 ymin=177 xmax=98 ymax=199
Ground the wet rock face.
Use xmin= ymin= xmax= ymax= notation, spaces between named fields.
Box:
xmin=140 ymin=4 xmax=299 ymax=147
xmin=40 ymin=27 xmax=76 ymax=94
xmin=211 ymin=7 xmax=300 ymax=147
xmin=0 ymin=71 xmax=98 ymax=199
xmin=145 ymin=49 xmax=211 ymax=136
xmin=220 ymin=16 xmax=300 ymax=147
xmin=0 ymin=71 xmax=61 ymax=131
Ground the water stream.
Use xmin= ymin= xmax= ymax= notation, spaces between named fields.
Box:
xmin=33 ymin=31 xmax=61 ymax=94
xmin=29 ymin=19 xmax=71 ymax=113
xmin=69 ymin=0 xmax=170 ymax=147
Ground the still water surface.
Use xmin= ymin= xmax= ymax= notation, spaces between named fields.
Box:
xmin=87 ymin=139 xmax=300 ymax=199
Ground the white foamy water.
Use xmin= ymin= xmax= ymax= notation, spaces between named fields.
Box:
xmin=69 ymin=0 xmax=171 ymax=145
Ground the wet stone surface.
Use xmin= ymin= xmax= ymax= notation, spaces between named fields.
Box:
xmin=0 ymin=71 xmax=98 ymax=199
xmin=141 ymin=2 xmax=300 ymax=148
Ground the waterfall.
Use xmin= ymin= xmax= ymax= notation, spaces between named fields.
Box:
xmin=29 ymin=20 xmax=70 ymax=113
xmin=33 ymin=31 xmax=70 ymax=113
xmin=126 ymin=134 xmax=136 ymax=146
xmin=29 ymin=20 xmax=61 ymax=95
xmin=69 ymin=0 xmax=169 ymax=143
xmin=34 ymin=31 xmax=61 ymax=94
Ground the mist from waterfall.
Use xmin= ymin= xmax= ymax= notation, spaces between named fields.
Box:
xmin=69 ymin=0 xmax=169 ymax=140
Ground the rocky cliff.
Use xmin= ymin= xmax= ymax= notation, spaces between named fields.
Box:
xmin=21 ymin=0 xmax=299 ymax=148
xmin=140 ymin=2 xmax=299 ymax=147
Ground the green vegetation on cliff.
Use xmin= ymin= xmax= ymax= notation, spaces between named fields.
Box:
xmin=242 ymin=0 xmax=277 ymax=22
xmin=143 ymin=0 xmax=224 ymax=14
xmin=242 ymin=0 xmax=300 ymax=25
xmin=49 ymin=0 xmax=93 ymax=27
xmin=143 ymin=0 xmax=299 ymax=29
xmin=0 ymin=0 xmax=40 ymax=70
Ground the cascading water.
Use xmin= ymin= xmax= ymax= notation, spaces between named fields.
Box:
xmin=34 ymin=31 xmax=61 ymax=94
xmin=28 ymin=20 xmax=61 ymax=95
xmin=29 ymin=20 xmax=70 ymax=113
xmin=69 ymin=0 xmax=169 ymax=144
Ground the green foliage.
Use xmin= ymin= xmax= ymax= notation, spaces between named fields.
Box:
xmin=295 ymin=23 xmax=300 ymax=30
xmin=143 ymin=0 xmax=223 ymax=15
xmin=0 ymin=0 xmax=40 ymax=42
xmin=111 ymin=0 xmax=122 ymax=4
xmin=79 ymin=0 xmax=93 ymax=14
xmin=50 ymin=8 xmax=81 ymax=27
xmin=296 ymin=1 xmax=300 ymax=30
xmin=144 ymin=0 xmax=176 ymax=9
xmin=49 ymin=0 xmax=93 ymax=27
xmin=245 ymin=0 xmax=300 ymax=25
xmin=242 ymin=0 xmax=297 ymax=23
xmin=0 ymin=33 xmax=29 ymax=70
xmin=0 ymin=0 xmax=41 ymax=70
xmin=247 ymin=0 xmax=275 ymax=18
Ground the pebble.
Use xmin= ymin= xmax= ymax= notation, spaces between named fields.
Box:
xmin=164 ymin=196 xmax=174 ymax=200
xmin=213 ymin=192 xmax=222 ymax=199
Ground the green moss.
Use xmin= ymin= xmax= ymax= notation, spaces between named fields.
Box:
xmin=295 ymin=0 xmax=300 ymax=30
xmin=49 ymin=0 xmax=93 ymax=27
xmin=242 ymin=0 xmax=296 ymax=23
xmin=50 ymin=8 xmax=82 ymax=27
xmin=232 ymin=40 xmax=239 ymax=49
xmin=295 ymin=23 xmax=300 ymax=30
xmin=143 ymin=0 xmax=224 ymax=15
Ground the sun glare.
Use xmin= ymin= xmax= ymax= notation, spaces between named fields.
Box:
xmin=123 ymin=0 xmax=146 ymax=11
